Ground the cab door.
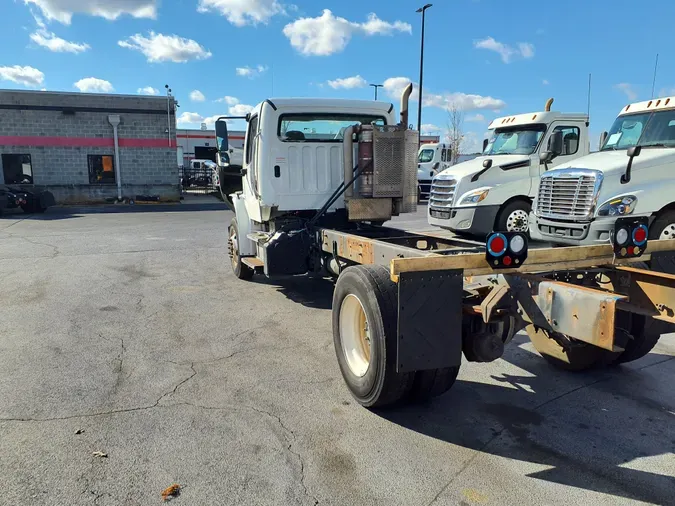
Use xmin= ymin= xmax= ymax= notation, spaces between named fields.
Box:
xmin=539 ymin=122 xmax=585 ymax=173
xmin=242 ymin=114 xmax=259 ymax=200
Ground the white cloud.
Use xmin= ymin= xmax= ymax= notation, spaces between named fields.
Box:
xmin=197 ymin=0 xmax=284 ymax=26
xmin=0 ymin=65 xmax=45 ymax=87
xmin=190 ymin=90 xmax=206 ymax=102
xmin=383 ymin=77 xmax=505 ymax=112
xmin=235 ymin=64 xmax=268 ymax=78
xmin=29 ymin=29 xmax=89 ymax=53
xmin=474 ymin=36 xmax=535 ymax=63
xmin=137 ymin=86 xmax=159 ymax=95
xmin=177 ymin=98 xmax=254 ymax=127
xmin=466 ymin=114 xmax=485 ymax=122
xmin=542 ymin=79 xmax=549 ymax=85
xmin=118 ymin=32 xmax=212 ymax=63
xmin=615 ymin=83 xmax=638 ymax=101
xmin=25 ymin=0 xmax=156 ymax=25
xmin=216 ymin=96 xmax=241 ymax=106
xmin=327 ymin=75 xmax=367 ymax=89
xmin=283 ymin=9 xmax=411 ymax=56
xmin=74 ymin=77 xmax=114 ymax=93
xmin=420 ymin=124 xmax=441 ymax=135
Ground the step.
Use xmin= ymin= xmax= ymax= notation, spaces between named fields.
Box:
xmin=241 ymin=257 xmax=265 ymax=269
xmin=247 ymin=232 xmax=272 ymax=243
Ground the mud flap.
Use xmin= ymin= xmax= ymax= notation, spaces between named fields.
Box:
xmin=396 ymin=269 xmax=463 ymax=372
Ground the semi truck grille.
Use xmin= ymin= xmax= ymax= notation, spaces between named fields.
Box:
xmin=536 ymin=169 xmax=603 ymax=221
xmin=429 ymin=178 xmax=457 ymax=209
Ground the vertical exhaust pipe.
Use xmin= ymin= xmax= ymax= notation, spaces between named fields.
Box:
xmin=343 ymin=125 xmax=356 ymax=199
xmin=545 ymin=98 xmax=554 ymax=111
xmin=400 ymin=83 xmax=413 ymax=129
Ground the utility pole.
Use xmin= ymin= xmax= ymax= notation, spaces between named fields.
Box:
xmin=416 ymin=4 xmax=433 ymax=133
xmin=369 ymin=84 xmax=383 ymax=100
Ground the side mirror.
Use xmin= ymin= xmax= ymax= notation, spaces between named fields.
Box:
xmin=627 ymin=145 xmax=642 ymax=158
xmin=599 ymin=131 xmax=608 ymax=151
xmin=539 ymin=151 xmax=553 ymax=164
xmin=482 ymin=159 xmax=492 ymax=169
xmin=622 ymin=145 xmax=641 ymax=184
xmin=482 ymin=138 xmax=489 ymax=152
xmin=549 ymin=130 xmax=563 ymax=157
xmin=471 ymin=158 xmax=493 ymax=182
xmin=215 ymin=119 xmax=229 ymax=152
xmin=432 ymin=162 xmax=440 ymax=172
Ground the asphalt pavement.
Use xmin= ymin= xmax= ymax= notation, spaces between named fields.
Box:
xmin=0 ymin=206 xmax=673 ymax=506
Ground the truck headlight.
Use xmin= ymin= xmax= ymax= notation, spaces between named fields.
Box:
xmin=459 ymin=189 xmax=490 ymax=205
xmin=597 ymin=195 xmax=637 ymax=217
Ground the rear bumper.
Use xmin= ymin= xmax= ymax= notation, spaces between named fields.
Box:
xmin=428 ymin=205 xmax=500 ymax=238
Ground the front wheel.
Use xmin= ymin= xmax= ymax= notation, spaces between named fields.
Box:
xmin=496 ymin=200 xmax=531 ymax=233
xmin=228 ymin=218 xmax=254 ymax=280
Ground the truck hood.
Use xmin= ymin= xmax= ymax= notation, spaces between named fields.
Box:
xmin=435 ymin=155 xmax=530 ymax=180
xmin=554 ymin=148 xmax=675 ymax=176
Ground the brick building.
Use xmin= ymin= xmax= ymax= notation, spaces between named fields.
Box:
xmin=0 ymin=89 xmax=178 ymax=204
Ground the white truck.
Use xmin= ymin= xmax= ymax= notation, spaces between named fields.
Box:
xmin=417 ymin=142 xmax=452 ymax=199
xmin=215 ymin=87 xmax=675 ymax=409
xmin=428 ymin=99 xmax=589 ymax=237
xmin=529 ymin=95 xmax=675 ymax=271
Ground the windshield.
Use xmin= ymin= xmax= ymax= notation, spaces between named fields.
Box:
xmin=277 ymin=114 xmax=385 ymax=142
xmin=601 ymin=109 xmax=675 ymax=150
xmin=418 ymin=149 xmax=434 ymax=163
xmin=483 ymin=125 xmax=547 ymax=156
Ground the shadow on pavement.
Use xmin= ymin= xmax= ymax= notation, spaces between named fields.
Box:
xmin=376 ymin=334 xmax=675 ymax=504
xmin=258 ymin=275 xmax=334 ymax=310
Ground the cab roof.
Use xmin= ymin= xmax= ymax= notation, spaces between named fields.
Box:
xmin=619 ymin=96 xmax=675 ymax=115
xmin=262 ymin=98 xmax=395 ymax=114
xmin=488 ymin=110 xmax=588 ymax=129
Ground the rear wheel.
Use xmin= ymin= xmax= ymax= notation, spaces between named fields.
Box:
xmin=496 ymin=200 xmax=531 ymax=233
xmin=333 ymin=265 xmax=414 ymax=407
xmin=648 ymin=210 xmax=675 ymax=274
xmin=228 ymin=218 xmax=254 ymax=280
xmin=408 ymin=367 xmax=459 ymax=401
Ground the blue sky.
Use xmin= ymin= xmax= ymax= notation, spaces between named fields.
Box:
xmin=2 ymin=0 xmax=675 ymax=151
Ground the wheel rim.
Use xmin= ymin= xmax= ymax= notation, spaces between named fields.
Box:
xmin=339 ymin=294 xmax=371 ymax=377
xmin=506 ymin=209 xmax=529 ymax=232
xmin=659 ymin=223 xmax=675 ymax=240
xmin=229 ymin=227 xmax=239 ymax=269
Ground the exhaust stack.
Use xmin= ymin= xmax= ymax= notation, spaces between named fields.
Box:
xmin=400 ymin=83 xmax=414 ymax=129
xmin=545 ymin=98 xmax=554 ymax=112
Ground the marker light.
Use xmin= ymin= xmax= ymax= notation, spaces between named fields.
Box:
xmin=612 ymin=217 xmax=648 ymax=259
xmin=509 ymin=234 xmax=526 ymax=254
xmin=633 ymin=224 xmax=648 ymax=246
xmin=615 ymin=227 xmax=629 ymax=246
xmin=487 ymin=233 xmax=507 ymax=257
xmin=486 ymin=231 xmax=528 ymax=269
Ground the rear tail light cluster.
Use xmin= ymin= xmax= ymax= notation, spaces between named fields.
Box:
xmin=612 ymin=217 xmax=648 ymax=258
xmin=486 ymin=231 xmax=528 ymax=269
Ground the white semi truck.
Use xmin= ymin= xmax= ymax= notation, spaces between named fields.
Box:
xmin=530 ymin=95 xmax=675 ymax=273
xmin=428 ymin=99 xmax=589 ymax=237
xmin=417 ymin=142 xmax=452 ymax=199
xmin=216 ymin=87 xmax=675 ymax=408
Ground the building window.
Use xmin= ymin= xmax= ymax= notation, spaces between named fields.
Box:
xmin=2 ymin=154 xmax=33 ymax=184
xmin=88 ymin=155 xmax=115 ymax=184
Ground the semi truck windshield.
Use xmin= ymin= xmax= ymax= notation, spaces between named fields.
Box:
xmin=483 ymin=125 xmax=547 ymax=156
xmin=602 ymin=109 xmax=675 ymax=151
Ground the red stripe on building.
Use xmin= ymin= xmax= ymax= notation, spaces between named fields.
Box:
xmin=177 ymin=134 xmax=245 ymax=141
xmin=0 ymin=136 xmax=176 ymax=148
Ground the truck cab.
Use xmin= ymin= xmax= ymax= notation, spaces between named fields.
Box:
xmin=428 ymin=100 xmax=589 ymax=237
xmin=417 ymin=142 xmax=452 ymax=199
xmin=530 ymin=96 xmax=675 ymax=254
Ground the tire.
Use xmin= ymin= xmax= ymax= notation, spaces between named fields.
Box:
xmin=332 ymin=265 xmax=413 ymax=407
xmin=612 ymin=261 xmax=663 ymax=364
xmin=228 ymin=218 xmax=254 ymax=280
xmin=408 ymin=366 xmax=460 ymax=401
xmin=527 ymin=325 xmax=620 ymax=371
xmin=495 ymin=200 xmax=531 ymax=234
xmin=648 ymin=210 xmax=675 ymax=274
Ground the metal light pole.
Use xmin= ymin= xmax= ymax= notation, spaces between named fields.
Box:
xmin=416 ymin=4 xmax=432 ymax=133
xmin=165 ymin=84 xmax=172 ymax=147
xmin=369 ymin=83 xmax=383 ymax=100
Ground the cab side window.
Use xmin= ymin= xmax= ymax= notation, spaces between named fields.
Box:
xmin=549 ymin=125 xmax=580 ymax=156
xmin=246 ymin=115 xmax=259 ymax=165
xmin=441 ymin=149 xmax=446 ymax=162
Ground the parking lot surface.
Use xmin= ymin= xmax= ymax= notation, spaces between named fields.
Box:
xmin=0 ymin=208 xmax=673 ymax=506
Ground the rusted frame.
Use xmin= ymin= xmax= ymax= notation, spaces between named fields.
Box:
xmin=609 ymin=265 xmax=675 ymax=325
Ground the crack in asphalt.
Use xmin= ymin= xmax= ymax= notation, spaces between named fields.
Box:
xmin=16 ymin=235 xmax=61 ymax=258
xmin=423 ymin=355 xmax=675 ymax=506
